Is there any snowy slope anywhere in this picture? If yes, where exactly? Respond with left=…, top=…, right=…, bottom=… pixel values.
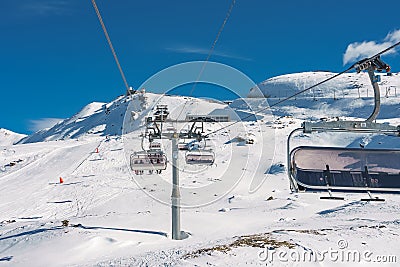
left=1, top=74, right=400, bottom=266
left=0, top=129, right=26, bottom=146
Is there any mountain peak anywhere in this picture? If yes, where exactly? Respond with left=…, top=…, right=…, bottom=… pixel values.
left=0, top=128, right=26, bottom=146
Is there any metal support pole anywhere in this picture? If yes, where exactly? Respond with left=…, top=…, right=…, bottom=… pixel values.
left=366, top=67, right=381, bottom=122
left=171, top=132, right=181, bottom=240
left=287, top=128, right=302, bottom=193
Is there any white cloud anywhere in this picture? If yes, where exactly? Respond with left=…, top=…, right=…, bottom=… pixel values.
left=166, top=46, right=252, bottom=61
left=384, top=30, right=400, bottom=43
left=22, top=1, right=69, bottom=16
left=343, top=29, right=400, bottom=65
left=28, top=118, right=64, bottom=132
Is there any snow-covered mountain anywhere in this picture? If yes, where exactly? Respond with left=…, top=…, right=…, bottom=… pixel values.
left=18, top=96, right=127, bottom=144
left=18, top=93, right=237, bottom=144
left=0, top=128, right=26, bottom=146
left=249, top=71, right=400, bottom=99
left=246, top=71, right=400, bottom=122
left=1, top=72, right=400, bottom=266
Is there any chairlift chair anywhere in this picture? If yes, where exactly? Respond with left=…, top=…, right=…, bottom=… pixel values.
left=130, top=150, right=167, bottom=175
left=185, top=150, right=215, bottom=165
left=178, top=142, right=189, bottom=150
left=287, top=56, right=400, bottom=200
left=290, top=146, right=400, bottom=192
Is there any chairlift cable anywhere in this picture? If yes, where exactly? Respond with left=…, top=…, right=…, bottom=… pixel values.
left=205, top=40, right=400, bottom=137
left=176, top=0, right=236, bottom=121
left=91, top=0, right=131, bottom=94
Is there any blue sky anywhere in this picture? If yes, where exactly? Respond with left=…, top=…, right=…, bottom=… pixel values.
left=1, top=0, right=400, bottom=134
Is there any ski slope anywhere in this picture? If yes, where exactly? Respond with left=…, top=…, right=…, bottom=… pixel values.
left=1, top=72, right=400, bottom=266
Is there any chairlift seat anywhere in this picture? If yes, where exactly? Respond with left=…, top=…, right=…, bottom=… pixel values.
left=178, top=142, right=189, bottom=150
left=290, top=146, right=400, bottom=192
left=185, top=150, right=215, bottom=165
left=130, top=151, right=167, bottom=171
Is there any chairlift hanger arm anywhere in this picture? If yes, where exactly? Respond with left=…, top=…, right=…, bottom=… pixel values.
left=146, top=120, right=162, bottom=141
left=187, top=121, right=205, bottom=140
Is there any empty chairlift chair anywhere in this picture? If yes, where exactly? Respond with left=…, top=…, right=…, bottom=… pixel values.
left=185, top=150, right=215, bottom=165
left=290, top=146, right=400, bottom=192
left=287, top=56, right=400, bottom=200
